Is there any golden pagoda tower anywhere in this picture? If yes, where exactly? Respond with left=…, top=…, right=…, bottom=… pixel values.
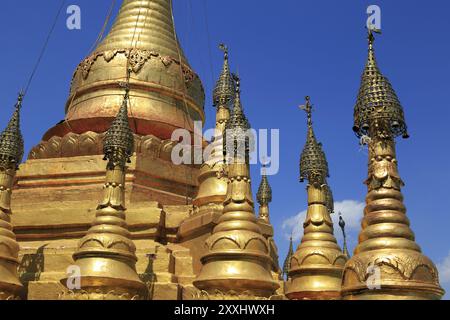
left=192, top=44, right=234, bottom=213
left=193, top=76, right=279, bottom=299
left=178, top=44, right=235, bottom=275
left=0, top=94, right=24, bottom=300
left=61, top=84, right=147, bottom=300
left=341, top=31, right=444, bottom=300
left=286, top=97, right=347, bottom=300
left=256, top=167, right=281, bottom=275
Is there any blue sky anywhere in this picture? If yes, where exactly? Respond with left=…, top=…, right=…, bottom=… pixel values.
left=0, top=0, right=449, bottom=298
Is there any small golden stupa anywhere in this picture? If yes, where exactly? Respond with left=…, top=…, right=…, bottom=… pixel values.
left=193, top=76, right=279, bottom=299
left=0, top=94, right=24, bottom=300
left=341, top=31, right=444, bottom=300
left=285, top=97, right=347, bottom=300
left=60, top=83, right=147, bottom=300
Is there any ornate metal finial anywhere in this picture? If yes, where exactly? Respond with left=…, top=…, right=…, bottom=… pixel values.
left=0, top=92, right=25, bottom=170
left=353, top=30, right=409, bottom=140
left=257, top=164, right=272, bottom=206
left=338, top=212, right=350, bottom=258
left=300, top=96, right=313, bottom=127
left=227, top=73, right=250, bottom=130
left=223, top=74, right=251, bottom=161
left=299, top=96, right=329, bottom=185
left=103, top=83, right=134, bottom=168
left=324, top=183, right=334, bottom=214
left=213, top=44, right=235, bottom=108
left=283, top=236, right=294, bottom=280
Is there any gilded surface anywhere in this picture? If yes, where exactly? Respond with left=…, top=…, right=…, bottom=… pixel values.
left=61, top=0, right=205, bottom=143
left=0, top=95, right=24, bottom=300
left=341, top=32, right=444, bottom=300
left=193, top=79, right=278, bottom=299
left=286, top=99, right=346, bottom=300
left=60, top=88, right=147, bottom=300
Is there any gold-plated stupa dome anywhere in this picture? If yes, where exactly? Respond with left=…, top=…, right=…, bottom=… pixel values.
left=341, top=31, right=444, bottom=300
left=353, top=32, right=409, bottom=140
left=45, top=0, right=205, bottom=142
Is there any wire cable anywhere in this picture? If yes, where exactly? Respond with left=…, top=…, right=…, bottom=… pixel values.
left=23, top=0, right=67, bottom=98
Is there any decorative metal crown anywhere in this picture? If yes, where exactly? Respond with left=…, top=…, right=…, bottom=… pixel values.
left=213, top=44, right=235, bottom=108
left=283, top=236, right=294, bottom=279
left=256, top=167, right=272, bottom=206
left=353, top=31, right=409, bottom=140
left=0, top=92, right=24, bottom=170
left=324, top=182, right=334, bottom=214
left=223, top=74, right=251, bottom=161
left=299, top=97, right=329, bottom=185
left=103, top=85, right=134, bottom=168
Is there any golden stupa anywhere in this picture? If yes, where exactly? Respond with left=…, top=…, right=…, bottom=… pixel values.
left=341, top=31, right=444, bottom=300
left=0, top=0, right=444, bottom=300
left=285, top=97, right=347, bottom=300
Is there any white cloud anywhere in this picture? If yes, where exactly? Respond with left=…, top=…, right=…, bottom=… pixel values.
left=281, top=200, right=365, bottom=242
left=438, top=252, right=450, bottom=284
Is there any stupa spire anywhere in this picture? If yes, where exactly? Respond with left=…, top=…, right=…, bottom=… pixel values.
left=193, top=77, right=278, bottom=299
left=342, top=31, right=444, bottom=300
left=283, top=236, right=294, bottom=280
left=95, top=0, right=188, bottom=64
left=61, top=84, right=147, bottom=300
left=213, top=44, right=235, bottom=109
left=0, top=93, right=25, bottom=300
left=256, top=165, right=272, bottom=223
left=286, top=97, right=347, bottom=300
left=338, top=213, right=350, bottom=258
left=193, top=44, right=234, bottom=209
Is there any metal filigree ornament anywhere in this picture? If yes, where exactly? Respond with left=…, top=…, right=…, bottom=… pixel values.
left=353, top=31, right=409, bottom=140
left=0, top=93, right=24, bottom=170
left=324, top=182, right=334, bottom=214
left=256, top=167, right=272, bottom=207
left=103, top=84, right=134, bottom=169
left=213, top=44, right=236, bottom=108
left=283, top=236, right=294, bottom=280
left=223, top=74, right=251, bottom=163
left=299, top=97, right=329, bottom=186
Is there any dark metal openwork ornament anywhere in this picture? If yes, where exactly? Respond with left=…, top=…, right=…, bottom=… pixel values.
left=299, top=97, right=329, bottom=186
left=223, top=74, right=251, bottom=163
left=213, top=44, right=236, bottom=108
left=0, top=93, right=24, bottom=170
left=257, top=166, right=272, bottom=206
left=103, top=84, right=134, bottom=169
left=353, top=31, right=409, bottom=140
left=324, top=182, right=334, bottom=214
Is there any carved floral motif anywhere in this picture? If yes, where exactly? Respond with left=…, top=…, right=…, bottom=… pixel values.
left=344, top=252, right=440, bottom=285
left=28, top=132, right=177, bottom=161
